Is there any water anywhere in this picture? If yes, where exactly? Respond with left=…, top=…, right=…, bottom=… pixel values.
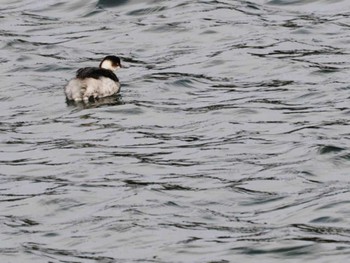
left=1, top=0, right=350, bottom=262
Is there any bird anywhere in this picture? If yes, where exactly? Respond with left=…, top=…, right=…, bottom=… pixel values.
left=64, top=55, right=122, bottom=102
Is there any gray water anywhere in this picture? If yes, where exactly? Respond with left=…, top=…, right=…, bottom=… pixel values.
left=1, top=0, right=350, bottom=262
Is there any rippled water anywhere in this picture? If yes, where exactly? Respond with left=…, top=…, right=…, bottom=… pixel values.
left=1, top=0, right=350, bottom=262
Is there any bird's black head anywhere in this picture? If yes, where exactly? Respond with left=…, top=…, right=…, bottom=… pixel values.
left=99, top=55, right=122, bottom=71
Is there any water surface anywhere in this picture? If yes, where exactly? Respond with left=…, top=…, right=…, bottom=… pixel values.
left=1, top=0, right=350, bottom=262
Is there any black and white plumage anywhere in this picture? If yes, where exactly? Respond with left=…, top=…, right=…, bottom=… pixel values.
left=64, top=55, right=122, bottom=102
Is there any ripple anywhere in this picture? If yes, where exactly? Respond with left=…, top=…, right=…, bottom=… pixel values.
left=268, top=0, right=319, bottom=5
left=318, top=145, right=345, bottom=154
left=97, top=0, right=129, bottom=8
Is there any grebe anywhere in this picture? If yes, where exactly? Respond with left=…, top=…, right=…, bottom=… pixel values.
left=64, top=55, right=122, bottom=102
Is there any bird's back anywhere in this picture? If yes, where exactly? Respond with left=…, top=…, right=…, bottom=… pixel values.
left=76, top=67, right=119, bottom=82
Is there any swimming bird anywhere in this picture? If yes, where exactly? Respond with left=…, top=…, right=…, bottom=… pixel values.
left=64, top=55, right=122, bottom=102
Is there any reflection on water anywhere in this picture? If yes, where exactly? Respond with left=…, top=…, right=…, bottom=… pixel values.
left=66, top=94, right=124, bottom=109
left=1, top=0, right=350, bottom=262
